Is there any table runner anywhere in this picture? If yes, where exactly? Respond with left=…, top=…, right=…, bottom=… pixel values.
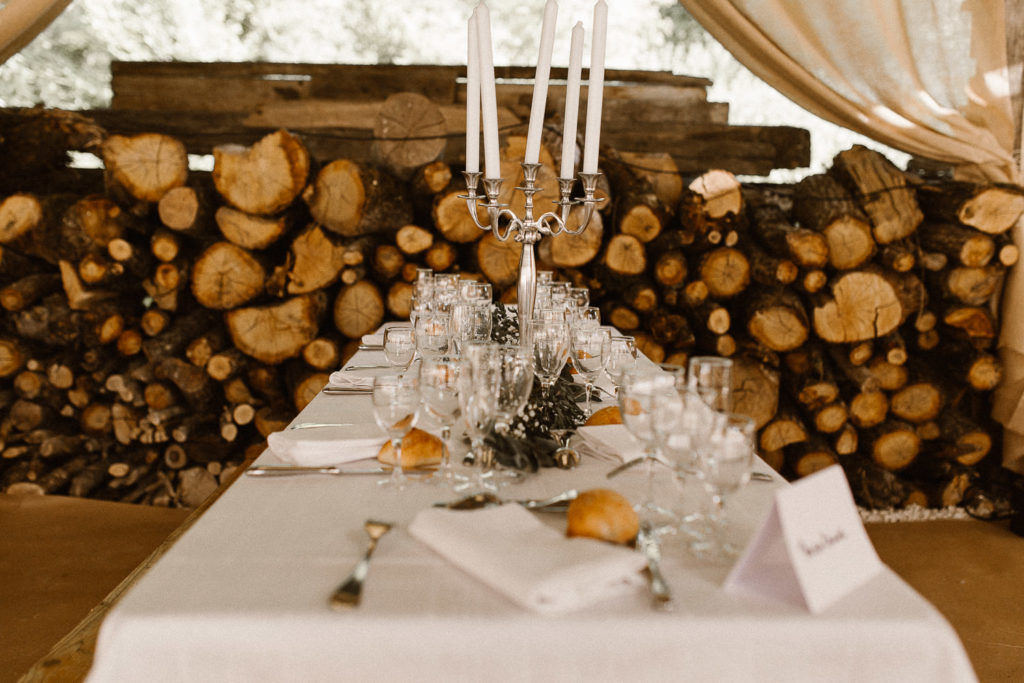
left=86, top=346, right=976, bottom=682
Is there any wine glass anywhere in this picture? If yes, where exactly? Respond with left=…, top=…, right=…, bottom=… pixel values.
left=419, top=354, right=464, bottom=487
left=688, top=356, right=733, bottom=412
left=414, top=310, right=451, bottom=358
left=605, top=335, right=638, bottom=395
left=372, top=374, right=420, bottom=491
left=570, top=326, right=610, bottom=416
left=617, top=368, right=684, bottom=532
left=383, top=325, right=415, bottom=370
left=493, top=345, right=533, bottom=433
left=531, top=317, right=570, bottom=397
left=692, top=412, right=756, bottom=561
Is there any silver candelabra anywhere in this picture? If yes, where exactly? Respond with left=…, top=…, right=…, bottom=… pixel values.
left=461, top=163, right=603, bottom=342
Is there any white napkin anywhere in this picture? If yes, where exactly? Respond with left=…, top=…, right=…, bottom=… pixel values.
left=326, top=366, right=395, bottom=390
left=361, top=334, right=383, bottom=346
left=409, top=505, right=646, bottom=615
left=576, top=424, right=644, bottom=463
left=266, top=423, right=385, bottom=467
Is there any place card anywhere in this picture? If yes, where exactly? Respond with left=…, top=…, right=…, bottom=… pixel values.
left=724, top=464, right=884, bottom=613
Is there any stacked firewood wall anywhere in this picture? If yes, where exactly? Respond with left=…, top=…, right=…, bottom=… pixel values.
left=0, top=109, right=1021, bottom=514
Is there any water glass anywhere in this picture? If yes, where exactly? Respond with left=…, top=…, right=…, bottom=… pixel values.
left=570, top=326, right=610, bottom=416
left=372, top=374, right=420, bottom=490
left=415, top=310, right=451, bottom=358
left=383, top=325, right=415, bottom=370
left=617, top=368, right=684, bottom=531
left=531, top=317, right=570, bottom=396
left=688, top=356, right=733, bottom=412
left=693, top=412, right=756, bottom=560
left=419, top=354, right=463, bottom=486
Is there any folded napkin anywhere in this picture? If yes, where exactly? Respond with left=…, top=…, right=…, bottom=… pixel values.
left=361, top=333, right=383, bottom=346
left=266, top=423, right=385, bottom=467
left=576, top=424, right=644, bottom=463
left=326, top=365, right=396, bottom=390
left=409, top=505, right=646, bottom=615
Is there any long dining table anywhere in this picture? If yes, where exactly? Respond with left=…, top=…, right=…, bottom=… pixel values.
left=85, top=344, right=977, bottom=682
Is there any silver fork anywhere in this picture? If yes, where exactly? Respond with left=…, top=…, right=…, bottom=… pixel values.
left=330, top=519, right=394, bottom=609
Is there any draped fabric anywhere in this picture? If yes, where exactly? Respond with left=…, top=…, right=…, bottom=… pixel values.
left=0, top=0, right=73, bottom=65
left=679, top=0, right=1024, bottom=473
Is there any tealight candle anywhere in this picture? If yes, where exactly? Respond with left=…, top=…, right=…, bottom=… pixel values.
left=582, top=0, right=607, bottom=174
left=525, top=0, right=558, bottom=166
left=560, top=21, right=584, bottom=179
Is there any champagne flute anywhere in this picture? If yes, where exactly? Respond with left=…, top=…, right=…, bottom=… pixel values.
left=531, top=317, right=570, bottom=397
left=570, top=326, right=610, bottom=416
left=372, top=374, right=420, bottom=490
left=458, top=341, right=501, bottom=489
left=419, top=354, right=464, bottom=487
left=382, top=325, right=415, bottom=370
left=493, top=345, right=533, bottom=433
left=692, top=412, right=756, bottom=561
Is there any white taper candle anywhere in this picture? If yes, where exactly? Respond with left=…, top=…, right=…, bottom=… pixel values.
left=476, top=3, right=500, bottom=179
left=525, top=0, right=558, bottom=165
left=582, top=0, right=607, bottom=174
left=560, top=21, right=584, bottom=179
left=466, top=10, right=481, bottom=174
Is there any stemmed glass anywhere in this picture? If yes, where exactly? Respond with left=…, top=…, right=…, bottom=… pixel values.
left=414, top=310, right=451, bottom=358
left=418, top=354, right=464, bottom=487
left=382, top=325, right=415, bottom=370
left=531, top=317, right=570, bottom=397
left=692, top=412, right=756, bottom=561
left=605, top=335, right=638, bottom=396
left=371, top=374, right=420, bottom=491
left=688, top=356, right=733, bottom=412
left=451, top=301, right=492, bottom=354
left=458, top=341, right=501, bottom=489
left=617, top=368, right=684, bottom=531
left=493, top=345, right=533, bottom=433
left=576, top=306, right=601, bottom=330
left=570, top=326, right=610, bottom=416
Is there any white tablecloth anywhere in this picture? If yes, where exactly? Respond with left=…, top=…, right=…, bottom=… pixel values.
left=86, top=347, right=976, bottom=683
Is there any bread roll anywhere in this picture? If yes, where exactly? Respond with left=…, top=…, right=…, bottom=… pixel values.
left=377, top=428, right=443, bottom=468
left=566, top=488, right=638, bottom=544
left=584, top=405, right=622, bottom=426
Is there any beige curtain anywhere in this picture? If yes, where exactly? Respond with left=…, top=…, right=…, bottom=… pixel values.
left=679, top=0, right=1024, bottom=472
left=0, top=0, right=73, bottom=65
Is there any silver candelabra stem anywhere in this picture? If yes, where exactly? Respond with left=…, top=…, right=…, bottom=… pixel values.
left=460, top=163, right=603, bottom=343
